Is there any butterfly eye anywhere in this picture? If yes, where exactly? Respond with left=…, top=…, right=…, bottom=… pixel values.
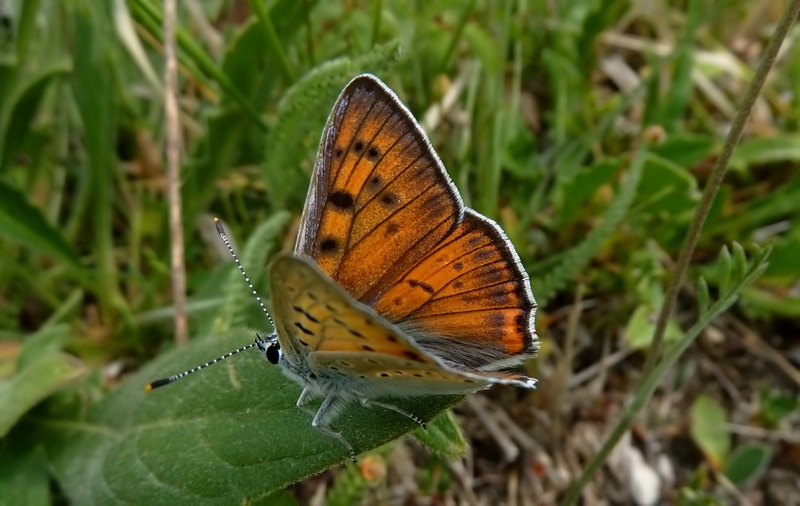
left=265, top=342, right=282, bottom=365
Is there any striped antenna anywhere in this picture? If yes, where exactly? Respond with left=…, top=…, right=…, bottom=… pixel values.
left=146, top=218, right=277, bottom=391
left=146, top=336, right=267, bottom=390
left=214, top=217, right=275, bottom=330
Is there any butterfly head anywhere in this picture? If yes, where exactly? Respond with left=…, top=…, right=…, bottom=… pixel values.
left=256, top=332, right=282, bottom=365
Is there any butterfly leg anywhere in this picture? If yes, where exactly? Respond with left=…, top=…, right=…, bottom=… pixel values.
left=313, top=395, right=356, bottom=462
left=362, top=399, right=427, bottom=430
left=295, top=388, right=317, bottom=417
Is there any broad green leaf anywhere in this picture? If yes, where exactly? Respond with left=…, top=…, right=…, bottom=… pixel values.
left=41, top=335, right=461, bottom=504
left=689, top=394, right=729, bottom=471
left=412, top=410, right=467, bottom=457
left=724, top=443, right=772, bottom=488
left=633, top=153, right=699, bottom=218
left=650, top=133, right=715, bottom=169
left=0, top=440, right=50, bottom=506
left=17, top=324, right=70, bottom=369
left=729, top=134, right=800, bottom=173
left=0, top=352, right=86, bottom=437
left=0, top=180, right=83, bottom=270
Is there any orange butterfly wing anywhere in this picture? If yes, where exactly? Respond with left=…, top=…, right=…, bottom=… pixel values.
left=296, top=75, right=538, bottom=370
left=296, top=76, right=461, bottom=299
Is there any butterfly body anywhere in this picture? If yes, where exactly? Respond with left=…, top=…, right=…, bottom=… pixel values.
left=262, top=74, right=539, bottom=460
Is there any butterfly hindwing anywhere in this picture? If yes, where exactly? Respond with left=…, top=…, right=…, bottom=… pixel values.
left=370, top=210, right=538, bottom=370
left=270, top=254, right=535, bottom=395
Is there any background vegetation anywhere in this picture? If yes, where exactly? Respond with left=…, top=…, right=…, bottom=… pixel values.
left=1, top=0, right=798, bottom=504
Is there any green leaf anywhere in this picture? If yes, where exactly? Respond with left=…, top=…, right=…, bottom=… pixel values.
left=556, top=160, right=617, bottom=228
left=724, top=443, right=772, bottom=488
left=717, top=246, right=732, bottom=295
left=757, top=389, right=800, bottom=429
left=42, top=335, right=460, bottom=504
left=0, top=351, right=86, bottom=437
left=17, top=325, right=70, bottom=369
left=762, top=230, right=800, bottom=280
left=463, top=22, right=500, bottom=73
left=696, top=277, right=710, bottom=317
left=0, top=441, right=50, bottom=506
left=729, top=134, right=800, bottom=173
left=412, top=410, right=467, bottom=457
left=740, top=287, right=800, bottom=319
left=633, top=153, right=699, bottom=218
left=623, top=304, right=682, bottom=349
left=70, top=0, right=122, bottom=308
left=689, top=394, right=730, bottom=470
left=0, top=180, right=83, bottom=270
left=0, top=65, right=69, bottom=169
left=732, top=242, right=747, bottom=286
left=649, top=133, right=715, bottom=169
left=661, top=0, right=701, bottom=132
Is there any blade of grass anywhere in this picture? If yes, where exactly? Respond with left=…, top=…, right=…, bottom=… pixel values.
left=248, top=0, right=295, bottom=84
left=370, top=0, right=382, bottom=47
left=71, top=0, right=123, bottom=315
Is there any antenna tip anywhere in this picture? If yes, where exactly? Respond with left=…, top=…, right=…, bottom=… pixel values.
left=214, top=218, right=225, bottom=235
left=145, top=378, right=174, bottom=390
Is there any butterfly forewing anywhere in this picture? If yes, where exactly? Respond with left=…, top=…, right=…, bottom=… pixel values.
left=293, top=74, right=537, bottom=373
left=296, top=76, right=462, bottom=300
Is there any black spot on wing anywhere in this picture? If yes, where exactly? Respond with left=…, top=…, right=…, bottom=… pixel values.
left=330, top=191, right=355, bottom=209
left=320, top=237, right=338, bottom=253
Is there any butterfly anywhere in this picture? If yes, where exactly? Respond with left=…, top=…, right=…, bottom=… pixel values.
left=149, top=74, right=539, bottom=462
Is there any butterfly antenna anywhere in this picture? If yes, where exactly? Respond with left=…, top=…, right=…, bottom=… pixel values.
left=214, top=217, right=276, bottom=330
left=145, top=336, right=267, bottom=390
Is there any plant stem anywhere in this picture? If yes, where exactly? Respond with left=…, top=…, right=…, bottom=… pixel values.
left=164, top=0, right=187, bottom=345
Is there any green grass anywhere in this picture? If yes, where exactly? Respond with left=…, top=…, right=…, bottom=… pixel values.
left=1, top=0, right=799, bottom=504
